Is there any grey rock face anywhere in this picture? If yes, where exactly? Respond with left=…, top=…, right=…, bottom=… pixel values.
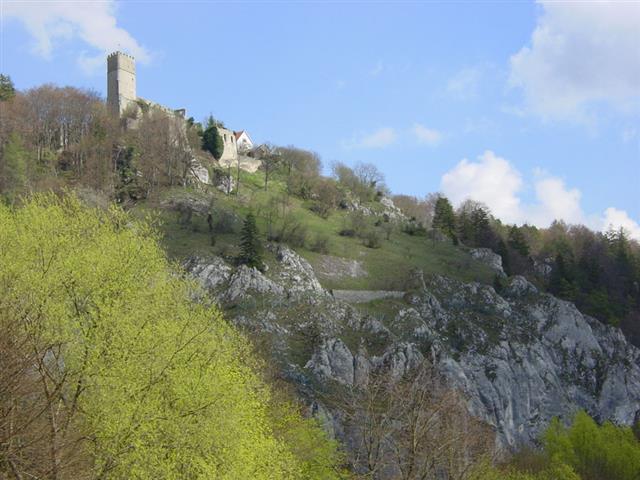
left=306, top=338, right=355, bottom=385
left=470, top=248, right=506, bottom=277
left=226, top=265, right=284, bottom=302
left=417, top=275, right=640, bottom=447
left=186, top=250, right=640, bottom=449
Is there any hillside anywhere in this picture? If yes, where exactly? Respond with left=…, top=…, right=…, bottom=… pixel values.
left=2, top=80, right=640, bottom=479
left=132, top=173, right=497, bottom=291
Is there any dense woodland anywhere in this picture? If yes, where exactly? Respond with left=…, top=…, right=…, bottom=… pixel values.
left=1, top=78, right=640, bottom=479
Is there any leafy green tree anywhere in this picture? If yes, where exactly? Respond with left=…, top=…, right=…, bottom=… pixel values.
left=0, top=74, right=15, bottom=101
left=202, top=115, right=224, bottom=160
left=543, top=410, right=640, bottom=480
left=509, top=225, right=530, bottom=257
left=238, top=212, right=264, bottom=270
left=0, top=195, right=341, bottom=479
left=432, top=196, right=456, bottom=240
left=0, top=133, right=29, bottom=201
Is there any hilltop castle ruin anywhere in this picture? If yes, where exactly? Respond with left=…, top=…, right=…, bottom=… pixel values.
left=106, top=51, right=260, bottom=177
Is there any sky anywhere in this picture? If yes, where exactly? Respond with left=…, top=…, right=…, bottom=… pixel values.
left=1, top=1, right=639, bottom=238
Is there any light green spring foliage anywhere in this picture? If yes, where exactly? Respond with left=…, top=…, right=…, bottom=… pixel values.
left=544, top=411, right=640, bottom=480
left=0, top=194, right=343, bottom=479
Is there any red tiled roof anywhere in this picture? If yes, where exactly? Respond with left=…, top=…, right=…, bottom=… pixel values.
left=234, top=130, right=245, bottom=140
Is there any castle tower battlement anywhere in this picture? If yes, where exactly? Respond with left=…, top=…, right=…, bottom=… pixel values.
left=107, top=51, right=136, bottom=115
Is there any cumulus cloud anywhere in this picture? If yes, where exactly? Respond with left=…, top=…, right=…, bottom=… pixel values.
left=602, top=208, right=640, bottom=241
left=412, top=124, right=443, bottom=146
left=509, top=1, right=640, bottom=120
left=342, top=127, right=397, bottom=149
left=441, top=151, right=524, bottom=223
left=447, top=67, right=481, bottom=100
left=3, top=1, right=150, bottom=73
left=440, top=150, right=639, bottom=237
left=527, top=173, right=585, bottom=226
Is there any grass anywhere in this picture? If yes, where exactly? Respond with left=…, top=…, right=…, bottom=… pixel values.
left=130, top=169, right=496, bottom=290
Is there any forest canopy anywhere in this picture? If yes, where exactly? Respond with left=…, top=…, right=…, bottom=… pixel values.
left=0, top=194, right=342, bottom=480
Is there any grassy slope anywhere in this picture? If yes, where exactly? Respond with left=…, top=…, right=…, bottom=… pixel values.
left=131, top=169, right=495, bottom=291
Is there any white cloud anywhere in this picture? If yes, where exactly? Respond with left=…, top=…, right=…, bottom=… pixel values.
left=602, top=208, right=640, bottom=241
left=342, top=127, right=397, bottom=149
left=3, top=1, right=150, bottom=73
left=440, top=151, right=639, bottom=237
left=509, top=1, right=640, bottom=121
left=447, top=68, right=481, bottom=100
left=528, top=175, right=584, bottom=226
left=412, top=124, right=443, bottom=146
left=441, top=151, right=524, bottom=223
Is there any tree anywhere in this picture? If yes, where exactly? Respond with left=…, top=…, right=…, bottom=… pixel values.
left=238, top=212, right=264, bottom=271
left=333, top=361, right=495, bottom=479
left=261, top=143, right=280, bottom=191
left=279, top=146, right=322, bottom=199
left=543, top=411, right=640, bottom=480
left=432, top=196, right=456, bottom=240
left=0, top=133, right=29, bottom=201
left=202, top=116, right=224, bottom=160
left=509, top=225, right=530, bottom=257
left=0, top=195, right=341, bottom=479
left=0, top=74, right=15, bottom=101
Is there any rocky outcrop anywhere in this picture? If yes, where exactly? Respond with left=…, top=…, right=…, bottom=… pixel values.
left=470, top=247, right=506, bottom=277
left=185, top=247, right=640, bottom=449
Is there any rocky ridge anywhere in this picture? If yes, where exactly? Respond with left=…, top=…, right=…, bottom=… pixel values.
left=186, top=246, right=640, bottom=448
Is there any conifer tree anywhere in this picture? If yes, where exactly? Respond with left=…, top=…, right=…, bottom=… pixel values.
left=432, top=196, right=456, bottom=241
left=202, top=116, right=224, bottom=160
left=238, top=213, right=264, bottom=270
left=0, top=74, right=15, bottom=101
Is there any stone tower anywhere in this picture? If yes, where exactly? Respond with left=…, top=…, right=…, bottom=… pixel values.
left=107, top=52, right=136, bottom=115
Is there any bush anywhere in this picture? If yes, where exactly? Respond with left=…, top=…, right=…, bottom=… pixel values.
left=363, top=229, right=382, bottom=249
left=338, top=228, right=356, bottom=237
left=403, top=221, right=427, bottom=236
left=343, top=210, right=368, bottom=238
left=270, top=213, right=308, bottom=248
left=311, top=234, right=331, bottom=254
left=214, top=210, right=237, bottom=233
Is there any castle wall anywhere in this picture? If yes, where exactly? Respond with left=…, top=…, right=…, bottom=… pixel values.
left=107, top=52, right=136, bottom=115
left=218, top=126, right=239, bottom=165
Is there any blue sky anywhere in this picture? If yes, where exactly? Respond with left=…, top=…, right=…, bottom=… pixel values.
left=2, top=1, right=639, bottom=237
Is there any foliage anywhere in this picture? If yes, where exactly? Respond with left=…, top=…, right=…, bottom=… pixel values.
left=333, top=161, right=385, bottom=203
left=432, top=195, right=456, bottom=240
left=202, top=115, right=224, bottom=160
left=238, top=212, right=264, bottom=270
left=0, top=195, right=342, bottom=479
left=509, top=225, right=531, bottom=256
left=311, top=234, right=331, bottom=254
left=543, top=411, right=640, bottom=480
left=0, top=74, right=15, bottom=100
left=0, top=133, right=29, bottom=201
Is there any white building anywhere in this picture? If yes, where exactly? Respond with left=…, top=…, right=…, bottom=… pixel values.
left=234, top=130, right=254, bottom=153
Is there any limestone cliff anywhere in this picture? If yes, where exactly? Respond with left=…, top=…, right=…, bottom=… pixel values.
left=186, top=247, right=640, bottom=448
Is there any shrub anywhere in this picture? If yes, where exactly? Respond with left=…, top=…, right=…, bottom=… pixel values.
left=363, top=229, right=382, bottom=249
left=214, top=209, right=237, bottom=233
left=311, top=234, right=331, bottom=254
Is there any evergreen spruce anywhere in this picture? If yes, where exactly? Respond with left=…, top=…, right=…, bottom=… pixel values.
left=432, top=196, right=456, bottom=240
left=0, top=74, right=15, bottom=101
left=238, top=213, right=263, bottom=270
left=202, top=116, right=224, bottom=160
